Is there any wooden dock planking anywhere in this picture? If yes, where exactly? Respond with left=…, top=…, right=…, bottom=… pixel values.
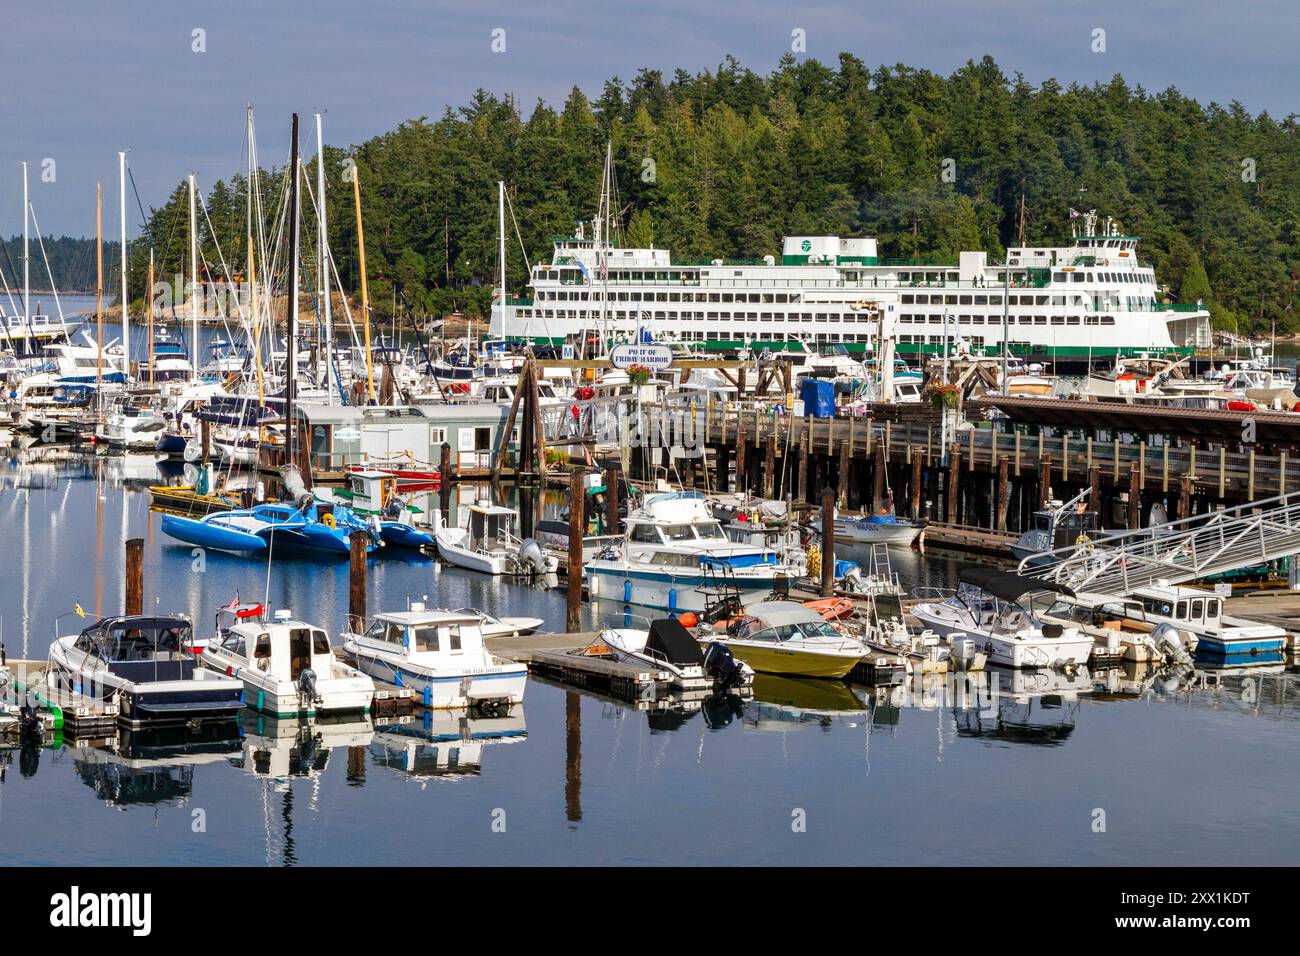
left=486, top=631, right=669, bottom=700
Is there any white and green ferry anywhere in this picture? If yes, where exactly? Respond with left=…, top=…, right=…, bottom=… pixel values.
left=490, top=210, right=1209, bottom=364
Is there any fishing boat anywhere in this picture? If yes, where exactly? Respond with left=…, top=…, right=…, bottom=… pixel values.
left=435, top=503, right=556, bottom=575
left=341, top=605, right=527, bottom=708
left=702, top=601, right=868, bottom=679
left=160, top=499, right=379, bottom=557
left=584, top=491, right=794, bottom=613
left=810, top=509, right=922, bottom=546
left=47, top=614, right=245, bottom=725
left=200, top=603, right=374, bottom=717
left=1127, top=584, right=1287, bottom=662
left=910, top=568, right=1093, bottom=669
left=1009, top=487, right=1103, bottom=564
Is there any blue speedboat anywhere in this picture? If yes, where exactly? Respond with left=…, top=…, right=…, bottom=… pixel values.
left=162, top=500, right=379, bottom=557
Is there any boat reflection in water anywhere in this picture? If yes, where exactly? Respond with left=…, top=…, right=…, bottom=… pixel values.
left=951, top=666, right=1091, bottom=745
left=738, top=674, right=868, bottom=732
left=231, top=712, right=375, bottom=780
left=67, top=721, right=242, bottom=807
left=368, top=705, right=527, bottom=782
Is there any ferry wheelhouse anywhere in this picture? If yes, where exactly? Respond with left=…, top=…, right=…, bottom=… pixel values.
left=490, top=211, right=1209, bottom=363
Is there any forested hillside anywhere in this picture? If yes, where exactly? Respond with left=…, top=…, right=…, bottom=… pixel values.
left=0, top=236, right=119, bottom=294
left=128, top=54, right=1300, bottom=332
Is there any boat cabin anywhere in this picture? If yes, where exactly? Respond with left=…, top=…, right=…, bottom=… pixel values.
left=465, top=504, right=516, bottom=549
left=72, top=615, right=198, bottom=683
left=1130, top=585, right=1223, bottom=631
left=358, top=608, right=488, bottom=660
left=219, top=609, right=335, bottom=684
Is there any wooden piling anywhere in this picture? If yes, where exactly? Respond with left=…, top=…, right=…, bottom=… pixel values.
left=873, top=444, right=887, bottom=514
left=836, top=441, right=850, bottom=508
left=1039, top=454, right=1052, bottom=509
left=798, top=436, right=809, bottom=503
left=996, top=459, right=1010, bottom=531
left=348, top=531, right=368, bottom=630
left=820, top=488, right=835, bottom=598
left=439, top=442, right=452, bottom=529
left=567, top=469, right=584, bottom=633
left=911, top=451, right=924, bottom=520
left=1089, top=465, right=1101, bottom=517
left=764, top=434, right=776, bottom=499
left=604, top=464, right=621, bottom=535
left=735, top=427, right=748, bottom=493
left=124, top=538, right=144, bottom=615
left=1128, top=465, right=1141, bottom=529
left=947, top=446, right=961, bottom=523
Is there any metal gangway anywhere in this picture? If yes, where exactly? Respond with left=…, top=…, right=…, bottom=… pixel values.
left=1019, top=490, right=1300, bottom=596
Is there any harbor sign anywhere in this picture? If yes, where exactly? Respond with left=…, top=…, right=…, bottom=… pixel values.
left=610, top=343, right=674, bottom=370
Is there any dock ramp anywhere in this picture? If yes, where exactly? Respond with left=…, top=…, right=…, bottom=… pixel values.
left=1021, top=490, right=1300, bottom=595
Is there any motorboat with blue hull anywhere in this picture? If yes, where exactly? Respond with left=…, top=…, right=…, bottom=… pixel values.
left=342, top=605, right=527, bottom=709
left=1127, top=584, right=1287, bottom=663
left=584, top=491, right=796, bottom=613
left=47, top=615, right=245, bottom=725
left=161, top=500, right=380, bottom=557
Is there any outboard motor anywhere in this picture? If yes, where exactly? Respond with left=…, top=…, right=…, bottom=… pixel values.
left=1152, top=622, right=1193, bottom=666
left=281, top=463, right=309, bottom=501
left=515, top=538, right=548, bottom=576
left=297, top=668, right=319, bottom=704
left=703, top=641, right=745, bottom=689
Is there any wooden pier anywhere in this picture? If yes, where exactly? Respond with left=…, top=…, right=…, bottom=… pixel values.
left=625, top=399, right=1300, bottom=541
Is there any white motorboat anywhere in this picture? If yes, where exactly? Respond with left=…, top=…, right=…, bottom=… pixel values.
left=342, top=605, right=527, bottom=708
left=453, top=608, right=545, bottom=639
left=910, top=568, right=1093, bottom=669
left=598, top=617, right=755, bottom=691
left=702, top=601, right=869, bottom=679
left=47, top=614, right=245, bottom=725
left=810, top=509, right=921, bottom=546
left=200, top=603, right=375, bottom=717
left=584, top=491, right=797, bottom=613
left=435, top=503, right=557, bottom=576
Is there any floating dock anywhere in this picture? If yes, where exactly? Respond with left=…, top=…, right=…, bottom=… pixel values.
left=6, top=660, right=119, bottom=735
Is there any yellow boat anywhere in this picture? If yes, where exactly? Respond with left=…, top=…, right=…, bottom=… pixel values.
left=710, top=602, right=868, bottom=679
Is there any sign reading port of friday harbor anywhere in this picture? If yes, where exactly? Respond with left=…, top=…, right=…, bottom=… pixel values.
left=609, top=343, right=674, bottom=371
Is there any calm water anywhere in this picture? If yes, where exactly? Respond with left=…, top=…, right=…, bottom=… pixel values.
left=2, top=377, right=1299, bottom=866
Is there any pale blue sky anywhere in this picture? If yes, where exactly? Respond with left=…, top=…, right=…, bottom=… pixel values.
left=2, top=0, right=1296, bottom=238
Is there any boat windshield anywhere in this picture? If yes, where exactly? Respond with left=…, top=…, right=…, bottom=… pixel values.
left=86, top=620, right=193, bottom=660
left=661, top=523, right=726, bottom=542
left=742, top=618, right=844, bottom=643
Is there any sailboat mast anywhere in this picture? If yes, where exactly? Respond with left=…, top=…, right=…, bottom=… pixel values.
left=119, top=151, right=129, bottom=377
left=96, top=183, right=103, bottom=388
left=498, top=179, right=506, bottom=336
left=147, top=250, right=155, bottom=386
left=188, top=173, right=199, bottom=383
left=21, top=162, right=29, bottom=324
left=352, top=162, right=375, bottom=402
left=315, top=112, right=332, bottom=404
left=287, top=113, right=301, bottom=462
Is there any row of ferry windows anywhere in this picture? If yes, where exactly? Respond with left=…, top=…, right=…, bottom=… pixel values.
left=514, top=309, right=874, bottom=322
left=536, top=289, right=803, bottom=303
left=903, top=292, right=1090, bottom=306
left=898, top=313, right=1116, bottom=326
left=669, top=331, right=873, bottom=343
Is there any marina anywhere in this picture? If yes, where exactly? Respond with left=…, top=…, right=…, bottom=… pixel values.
left=1, top=0, right=1298, bottom=896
